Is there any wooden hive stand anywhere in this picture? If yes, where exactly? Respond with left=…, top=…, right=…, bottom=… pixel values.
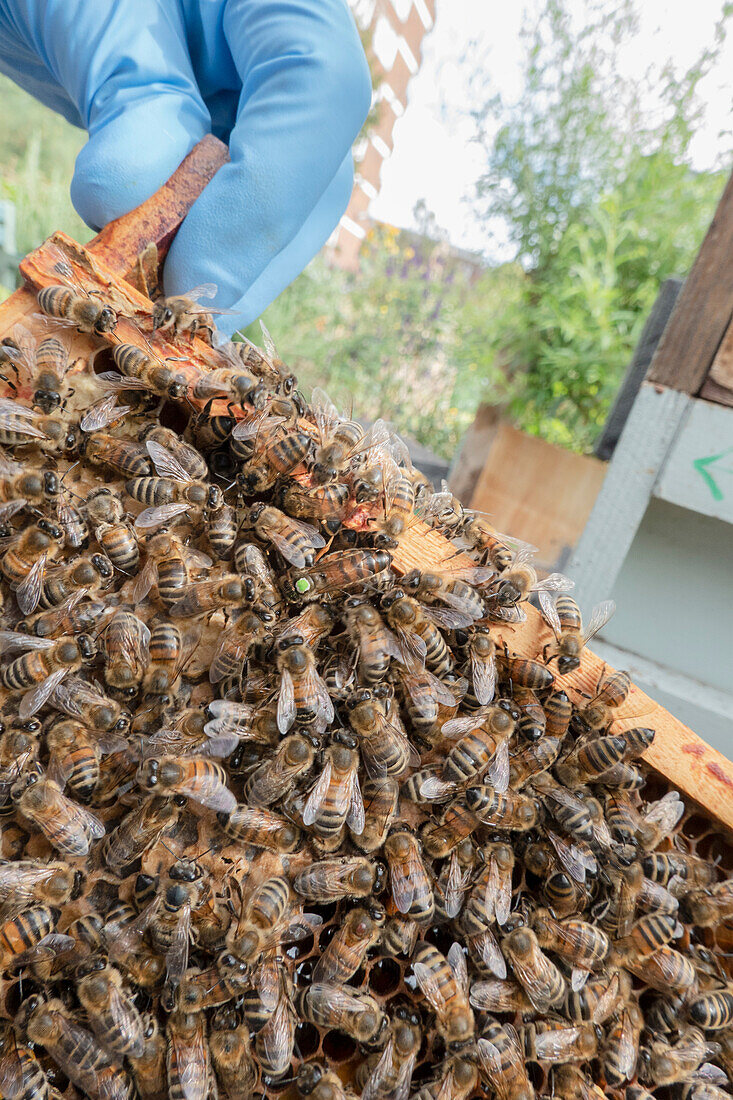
left=2, top=137, right=732, bottom=837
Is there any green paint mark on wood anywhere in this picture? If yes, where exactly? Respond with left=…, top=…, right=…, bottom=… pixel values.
left=693, top=447, right=733, bottom=501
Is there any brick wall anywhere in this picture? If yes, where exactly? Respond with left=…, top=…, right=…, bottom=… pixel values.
left=329, top=0, right=436, bottom=270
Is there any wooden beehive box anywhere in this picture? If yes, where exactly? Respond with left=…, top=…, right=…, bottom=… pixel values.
left=2, top=137, right=733, bottom=1092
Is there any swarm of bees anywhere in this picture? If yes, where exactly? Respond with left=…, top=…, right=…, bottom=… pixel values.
left=0, top=240, right=730, bottom=1100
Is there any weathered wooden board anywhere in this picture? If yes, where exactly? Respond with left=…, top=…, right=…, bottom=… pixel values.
left=470, top=423, right=606, bottom=568
left=705, top=313, right=733, bottom=406
left=647, top=170, right=733, bottom=397
left=655, top=397, right=733, bottom=522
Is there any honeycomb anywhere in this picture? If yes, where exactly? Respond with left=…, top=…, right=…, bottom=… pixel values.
left=0, top=233, right=730, bottom=1100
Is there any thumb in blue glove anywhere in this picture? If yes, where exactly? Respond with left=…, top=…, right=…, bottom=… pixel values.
left=0, top=0, right=371, bottom=331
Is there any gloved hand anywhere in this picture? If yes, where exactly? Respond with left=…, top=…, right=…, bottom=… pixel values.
left=0, top=0, right=371, bottom=331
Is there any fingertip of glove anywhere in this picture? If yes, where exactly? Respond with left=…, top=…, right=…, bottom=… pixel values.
left=70, top=97, right=209, bottom=230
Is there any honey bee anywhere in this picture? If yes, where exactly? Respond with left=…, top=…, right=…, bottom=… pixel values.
left=247, top=958, right=297, bottom=1077
left=475, top=1021, right=535, bottom=1100
left=644, top=1028, right=722, bottom=1087
left=79, top=431, right=153, bottom=478
left=463, top=786, right=537, bottom=831
left=0, top=859, right=77, bottom=917
left=625, top=944, right=697, bottom=995
left=530, top=773, right=593, bottom=840
left=380, top=588, right=459, bottom=677
left=86, top=489, right=139, bottom=574
left=18, top=591, right=108, bottom=639
left=217, top=803, right=301, bottom=853
left=0, top=455, right=59, bottom=521
left=275, top=635, right=333, bottom=733
left=307, top=387, right=366, bottom=484
left=75, top=956, right=145, bottom=1059
left=136, top=755, right=236, bottom=814
left=48, top=674, right=132, bottom=736
left=203, top=698, right=279, bottom=750
left=383, top=828, right=434, bottom=923
left=298, top=982, right=387, bottom=1046
left=0, top=1021, right=51, bottom=1100
left=293, top=856, right=386, bottom=902
left=45, top=718, right=119, bottom=803
left=0, top=632, right=97, bottom=719
left=1, top=520, right=65, bottom=614
left=575, top=669, right=632, bottom=730
left=564, top=970, right=627, bottom=1025
left=142, top=622, right=199, bottom=698
left=412, top=1056, right=479, bottom=1100
left=687, top=990, right=733, bottom=1031
left=601, top=1003, right=644, bottom=1088
left=459, top=626, right=498, bottom=706
left=543, top=596, right=615, bottom=674
left=412, top=942, right=474, bottom=1050
left=489, top=542, right=572, bottom=616
left=313, top=902, right=386, bottom=983
left=297, top=1062, right=356, bottom=1100
left=111, top=343, right=188, bottom=400
left=682, top=878, right=733, bottom=927
left=421, top=800, right=480, bottom=860
left=642, top=850, right=715, bottom=889
left=233, top=542, right=282, bottom=619
left=234, top=420, right=312, bottom=495
left=22, top=994, right=132, bottom=1100
left=634, top=790, right=685, bottom=850
left=132, top=531, right=212, bottom=608
left=40, top=552, right=114, bottom=609
left=237, top=322, right=298, bottom=393
left=402, top=565, right=491, bottom=622
left=345, top=688, right=419, bottom=779
left=242, top=732, right=315, bottom=807
left=152, top=284, right=220, bottom=341
left=225, top=874, right=321, bottom=965
left=192, top=354, right=267, bottom=412
left=394, top=661, right=461, bottom=743
left=129, top=441, right=223, bottom=529
left=244, top=502, right=325, bottom=569
left=176, top=957, right=250, bottom=1014
left=463, top=842, right=514, bottom=936
left=166, top=574, right=250, bottom=620
left=381, top=916, right=419, bottom=959
left=359, top=1004, right=421, bottom=1100
left=368, top=470, right=416, bottom=547
left=102, top=796, right=180, bottom=874
left=522, top=1020, right=598, bottom=1066
left=11, top=767, right=104, bottom=855
left=542, top=689, right=572, bottom=737
left=282, top=548, right=393, bottom=603
left=531, top=909, right=609, bottom=990
left=37, top=246, right=119, bottom=334
left=439, top=705, right=515, bottom=789
left=0, top=905, right=72, bottom=970
left=128, top=1014, right=167, bottom=1100
left=509, top=737, right=561, bottom=789
left=342, top=599, right=400, bottom=684
left=102, top=610, right=150, bottom=697
left=300, top=737, right=362, bottom=843
left=166, top=1010, right=210, bottom=1100
left=206, top=608, right=271, bottom=686
left=280, top=478, right=350, bottom=534
left=209, top=1008, right=256, bottom=1100
left=502, top=927, right=566, bottom=1013
left=352, top=776, right=399, bottom=852
left=612, top=911, right=681, bottom=961
left=469, top=978, right=533, bottom=1015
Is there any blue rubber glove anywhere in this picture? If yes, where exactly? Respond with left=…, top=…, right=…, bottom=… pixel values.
left=0, top=0, right=371, bottom=331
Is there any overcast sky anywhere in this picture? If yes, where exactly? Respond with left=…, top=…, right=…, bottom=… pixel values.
left=370, top=0, right=733, bottom=256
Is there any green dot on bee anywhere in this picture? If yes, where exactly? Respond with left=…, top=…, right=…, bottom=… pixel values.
left=295, top=578, right=310, bottom=593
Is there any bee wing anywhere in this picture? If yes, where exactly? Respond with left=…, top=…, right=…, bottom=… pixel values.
left=416, top=776, right=456, bottom=802
left=104, top=983, right=145, bottom=1057
left=571, top=968, right=589, bottom=992
left=413, top=961, right=449, bottom=1014
left=591, top=972, right=620, bottom=1024
left=80, top=395, right=132, bottom=432
left=172, top=1019, right=207, bottom=1100
left=447, top=941, right=469, bottom=994
left=303, top=665, right=334, bottom=724
left=310, top=386, right=339, bottom=440
left=389, top=848, right=421, bottom=915
left=0, top=412, right=48, bottom=439
left=546, top=830, right=597, bottom=884
left=0, top=499, right=27, bottom=523
left=129, top=557, right=157, bottom=604
left=642, top=790, right=684, bottom=831
left=134, top=502, right=190, bottom=530
left=346, top=770, right=365, bottom=835
left=259, top=990, right=295, bottom=1075
left=392, top=625, right=427, bottom=670
left=470, top=650, right=496, bottom=706
left=443, top=851, right=470, bottom=919
left=265, top=528, right=310, bottom=569
left=107, top=614, right=150, bottom=669
left=254, top=958, right=281, bottom=1012
left=183, top=283, right=218, bottom=302
left=183, top=547, right=214, bottom=570
left=533, top=1025, right=585, bottom=1061
left=165, top=905, right=192, bottom=987
left=204, top=701, right=258, bottom=739
left=537, top=591, right=562, bottom=637
left=0, top=631, right=55, bottom=655
left=178, top=772, right=236, bottom=814
left=477, top=1026, right=523, bottom=1078
left=441, top=714, right=485, bottom=738
left=16, top=554, right=48, bottom=615
left=361, top=1039, right=396, bottom=1100
left=145, top=440, right=192, bottom=483
left=470, top=979, right=515, bottom=1012
left=260, top=322, right=279, bottom=362
left=19, top=666, right=71, bottom=720
left=303, top=759, right=332, bottom=826
left=473, top=929, right=507, bottom=978
left=582, top=599, right=616, bottom=644
left=0, top=1034, right=34, bottom=1098
left=281, top=912, right=323, bottom=943
left=488, top=851, right=512, bottom=926
left=487, top=739, right=510, bottom=795
left=277, top=667, right=296, bottom=734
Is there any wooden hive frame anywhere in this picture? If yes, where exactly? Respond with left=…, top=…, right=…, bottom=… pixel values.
left=1, top=135, right=732, bottom=841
